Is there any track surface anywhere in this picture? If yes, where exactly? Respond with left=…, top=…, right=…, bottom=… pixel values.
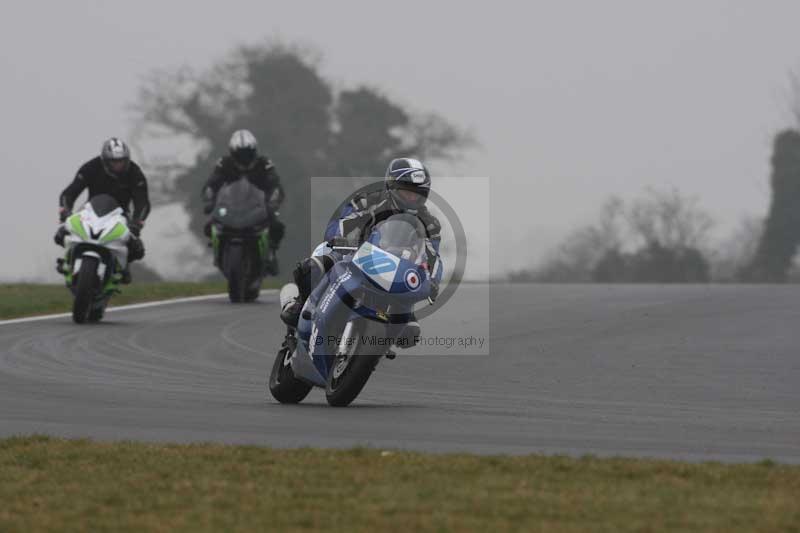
left=1, top=284, right=798, bottom=463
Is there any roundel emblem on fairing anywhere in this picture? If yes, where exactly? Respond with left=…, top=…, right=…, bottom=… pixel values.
left=404, top=269, right=421, bottom=291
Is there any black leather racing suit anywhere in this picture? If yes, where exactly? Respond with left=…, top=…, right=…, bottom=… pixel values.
left=201, top=155, right=285, bottom=249
left=58, top=156, right=149, bottom=261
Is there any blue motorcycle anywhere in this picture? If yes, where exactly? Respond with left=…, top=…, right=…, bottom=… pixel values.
left=269, top=214, right=442, bottom=407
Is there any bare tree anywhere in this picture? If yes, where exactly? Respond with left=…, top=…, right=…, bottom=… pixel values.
left=127, top=41, right=476, bottom=276
left=532, top=196, right=626, bottom=282
left=627, top=186, right=714, bottom=249
left=404, top=113, right=478, bottom=162
left=710, top=216, right=763, bottom=281
left=522, top=187, right=715, bottom=283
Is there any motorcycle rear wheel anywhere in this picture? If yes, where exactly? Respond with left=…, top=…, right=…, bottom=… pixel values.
left=269, top=337, right=312, bottom=404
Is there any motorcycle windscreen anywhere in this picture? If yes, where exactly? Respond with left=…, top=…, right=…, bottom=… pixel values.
left=368, top=215, right=426, bottom=264
left=88, top=194, right=122, bottom=217
left=355, top=214, right=430, bottom=294
left=211, top=178, right=269, bottom=229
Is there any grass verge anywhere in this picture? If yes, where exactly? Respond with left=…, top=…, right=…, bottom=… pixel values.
left=0, top=436, right=798, bottom=532
left=0, top=281, right=281, bottom=320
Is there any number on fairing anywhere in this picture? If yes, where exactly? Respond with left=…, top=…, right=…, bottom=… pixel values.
left=354, top=249, right=396, bottom=275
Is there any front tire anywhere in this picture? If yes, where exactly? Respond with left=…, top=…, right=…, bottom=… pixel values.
left=72, top=256, right=99, bottom=324
left=225, top=244, right=246, bottom=303
left=269, top=339, right=312, bottom=404
left=244, top=283, right=261, bottom=303
left=325, top=321, right=383, bottom=407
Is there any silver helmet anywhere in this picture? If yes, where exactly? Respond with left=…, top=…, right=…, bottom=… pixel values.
left=100, top=137, right=131, bottom=177
left=229, top=129, right=258, bottom=170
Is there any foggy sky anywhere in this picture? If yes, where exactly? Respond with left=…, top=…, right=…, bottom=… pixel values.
left=2, top=0, right=800, bottom=280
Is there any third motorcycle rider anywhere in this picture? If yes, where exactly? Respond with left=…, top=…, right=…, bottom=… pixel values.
left=202, top=129, right=286, bottom=274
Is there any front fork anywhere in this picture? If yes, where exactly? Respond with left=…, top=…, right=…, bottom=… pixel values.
left=211, top=225, right=221, bottom=266
left=257, top=230, right=270, bottom=262
left=57, top=248, right=73, bottom=284
left=59, top=248, right=122, bottom=295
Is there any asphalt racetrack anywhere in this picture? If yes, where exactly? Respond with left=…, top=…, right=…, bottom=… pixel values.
left=1, top=284, right=798, bottom=463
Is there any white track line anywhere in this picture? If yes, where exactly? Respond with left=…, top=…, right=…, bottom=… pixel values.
left=0, top=289, right=279, bottom=327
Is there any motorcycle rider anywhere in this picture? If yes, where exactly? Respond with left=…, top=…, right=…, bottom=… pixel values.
left=55, top=137, right=149, bottom=284
left=280, top=157, right=441, bottom=348
left=202, top=129, right=285, bottom=275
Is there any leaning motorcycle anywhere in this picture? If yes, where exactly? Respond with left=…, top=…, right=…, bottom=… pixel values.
left=57, top=194, right=131, bottom=324
left=269, top=213, right=442, bottom=407
left=209, top=179, right=274, bottom=303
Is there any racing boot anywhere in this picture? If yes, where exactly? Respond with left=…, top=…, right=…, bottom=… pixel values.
left=120, top=237, right=144, bottom=285
left=120, top=267, right=132, bottom=285
left=280, top=300, right=302, bottom=328
left=279, top=283, right=302, bottom=328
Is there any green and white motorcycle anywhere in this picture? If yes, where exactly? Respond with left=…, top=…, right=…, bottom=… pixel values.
left=57, top=194, right=131, bottom=324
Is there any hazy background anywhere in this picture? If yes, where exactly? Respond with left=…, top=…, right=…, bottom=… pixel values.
left=2, top=0, right=800, bottom=281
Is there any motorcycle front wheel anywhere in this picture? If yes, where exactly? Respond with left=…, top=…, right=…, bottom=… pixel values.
left=72, top=256, right=99, bottom=324
left=225, top=244, right=246, bottom=303
left=325, top=320, right=383, bottom=407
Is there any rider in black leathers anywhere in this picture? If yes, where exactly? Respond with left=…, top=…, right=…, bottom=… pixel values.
left=56, top=137, right=149, bottom=283
left=202, top=129, right=285, bottom=274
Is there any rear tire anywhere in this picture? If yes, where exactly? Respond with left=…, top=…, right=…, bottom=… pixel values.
left=269, top=339, right=312, bottom=404
left=325, top=321, right=383, bottom=407
left=72, top=256, right=99, bottom=324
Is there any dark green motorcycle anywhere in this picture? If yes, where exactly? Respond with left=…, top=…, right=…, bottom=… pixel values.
left=210, top=179, right=274, bottom=303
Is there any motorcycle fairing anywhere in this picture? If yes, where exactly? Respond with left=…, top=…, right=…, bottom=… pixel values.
left=293, top=262, right=363, bottom=385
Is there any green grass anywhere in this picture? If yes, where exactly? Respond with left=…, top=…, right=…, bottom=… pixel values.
left=0, top=281, right=281, bottom=320
left=0, top=437, right=798, bottom=532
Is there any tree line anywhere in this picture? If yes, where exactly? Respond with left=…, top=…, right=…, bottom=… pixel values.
left=512, top=124, right=800, bottom=283
left=128, top=39, right=800, bottom=283
left=131, top=42, right=473, bottom=276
